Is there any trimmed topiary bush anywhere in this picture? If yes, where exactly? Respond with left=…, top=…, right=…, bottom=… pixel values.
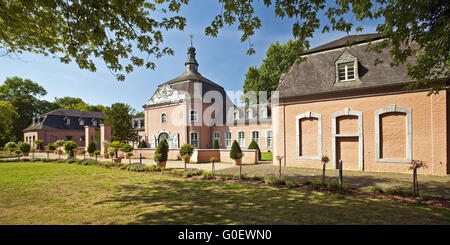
left=121, top=144, right=134, bottom=153
left=108, top=141, right=124, bottom=158
left=138, top=140, right=147, bottom=148
left=87, top=142, right=96, bottom=154
left=5, top=142, right=17, bottom=152
left=47, top=143, right=57, bottom=152
left=63, top=140, right=78, bottom=158
left=229, top=140, right=242, bottom=160
left=154, top=140, right=168, bottom=163
left=212, top=139, right=219, bottom=149
left=18, top=142, right=31, bottom=154
left=247, top=139, right=261, bottom=160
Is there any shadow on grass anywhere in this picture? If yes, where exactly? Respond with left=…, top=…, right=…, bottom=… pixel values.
left=93, top=178, right=450, bottom=225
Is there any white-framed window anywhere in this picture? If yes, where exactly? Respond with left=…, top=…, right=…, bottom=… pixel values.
left=251, top=131, right=260, bottom=145
left=260, top=107, right=267, bottom=118
left=190, top=131, right=199, bottom=148
left=92, top=119, right=97, bottom=126
left=64, top=117, right=70, bottom=125
left=266, top=130, right=273, bottom=148
left=190, top=110, right=198, bottom=122
left=234, top=110, right=240, bottom=120
left=212, top=131, right=220, bottom=146
left=338, top=62, right=355, bottom=82
left=246, top=109, right=253, bottom=119
left=238, top=131, right=245, bottom=148
left=225, top=131, right=232, bottom=148
left=161, top=113, right=167, bottom=124
left=79, top=118, right=84, bottom=126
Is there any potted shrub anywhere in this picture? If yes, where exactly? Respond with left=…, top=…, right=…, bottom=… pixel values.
left=14, top=149, right=22, bottom=161
left=63, top=140, right=78, bottom=159
left=108, top=141, right=123, bottom=163
left=47, top=143, right=57, bottom=155
left=35, top=140, right=44, bottom=152
left=126, top=152, right=133, bottom=164
left=55, top=140, right=65, bottom=153
left=108, top=151, right=116, bottom=163
left=81, top=150, right=87, bottom=160
left=154, top=140, right=168, bottom=168
left=87, top=141, right=96, bottom=157
left=138, top=140, right=147, bottom=148
left=230, top=140, right=243, bottom=166
left=18, top=142, right=31, bottom=157
left=94, top=150, right=101, bottom=163
left=248, top=140, right=261, bottom=161
left=57, top=149, right=63, bottom=159
left=121, top=144, right=134, bottom=159
left=5, top=142, right=17, bottom=153
left=180, top=143, right=194, bottom=170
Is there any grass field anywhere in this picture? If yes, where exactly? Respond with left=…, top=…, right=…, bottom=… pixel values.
left=0, top=162, right=449, bottom=225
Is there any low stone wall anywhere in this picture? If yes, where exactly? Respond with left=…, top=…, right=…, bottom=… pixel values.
left=191, top=149, right=257, bottom=164
left=132, top=148, right=181, bottom=160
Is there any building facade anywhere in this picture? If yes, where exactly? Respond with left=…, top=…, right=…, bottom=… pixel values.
left=273, top=34, right=449, bottom=175
left=23, top=109, right=104, bottom=149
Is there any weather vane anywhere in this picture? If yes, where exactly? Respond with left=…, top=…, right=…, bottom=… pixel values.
left=190, top=34, right=193, bottom=47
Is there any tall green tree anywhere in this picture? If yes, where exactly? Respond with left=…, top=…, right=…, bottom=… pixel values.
left=54, top=96, right=106, bottom=112
left=0, top=100, right=18, bottom=145
left=103, top=103, right=137, bottom=142
left=243, top=40, right=303, bottom=99
left=0, top=77, right=49, bottom=141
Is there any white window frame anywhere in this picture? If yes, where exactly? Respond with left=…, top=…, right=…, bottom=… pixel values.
left=212, top=131, right=220, bottom=147
left=79, top=119, right=84, bottom=126
left=246, top=109, right=253, bottom=119
left=64, top=117, right=70, bottom=125
left=190, top=131, right=199, bottom=148
left=190, top=110, right=198, bottom=122
left=266, top=130, right=273, bottom=148
left=251, top=130, right=260, bottom=145
left=92, top=119, right=97, bottom=126
left=338, top=62, right=355, bottom=82
left=224, top=131, right=232, bottom=148
left=161, top=113, right=167, bottom=124
left=260, top=107, right=268, bottom=118
left=237, top=131, right=245, bottom=148
left=234, top=110, right=240, bottom=120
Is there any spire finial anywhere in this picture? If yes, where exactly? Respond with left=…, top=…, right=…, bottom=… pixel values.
left=190, top=34, right=193, bottom=47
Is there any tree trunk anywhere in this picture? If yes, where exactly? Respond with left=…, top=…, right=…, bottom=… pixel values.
left=212, top=161, right=215, bottom=177
left=239, top=164, right=242, bottom=179
left=412, top=168, right=417, bottom=196
left=184, top=161, right=187, bottom=171
left=322, top=163, right=326, bottom=182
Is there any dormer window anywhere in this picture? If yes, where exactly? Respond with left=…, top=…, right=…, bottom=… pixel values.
left=64, top=117, right=70, bottom=125
left=260, top=107, right=268, bottom=118
left=79, top=118, right=84, bottom=126
left=246, top=109, right=253, bottom=119
left=335, top=51, right=359, bottom=84
left=92, top=119, right=97, bottom=126
left=234, top=110, right=240, bottom=120
left=338, top=62, right=355, bottom=82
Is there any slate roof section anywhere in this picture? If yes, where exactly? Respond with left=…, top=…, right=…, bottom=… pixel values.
left=276, top=33, right=415, bottom=99
left=303, top=33, right=384, bottom=55
left=23, top=109, right=104, bottom=132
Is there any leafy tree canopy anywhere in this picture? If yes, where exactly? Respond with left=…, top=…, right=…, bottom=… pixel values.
left=0, top=0, right=188, bottom=81
left=0, top=1, right=447, bottom=91
left=243, top=40, right=302, bottom=100
left=0, top=76, right=54, bottom=141
left=54, top=96, right=107, bottom=112
left=103, top=103, right=137, bottom=142
left=0, top=101, right=18, bottom=145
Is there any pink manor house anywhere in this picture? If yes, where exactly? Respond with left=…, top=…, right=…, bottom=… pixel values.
left=25, top=34, right=450, bottom=175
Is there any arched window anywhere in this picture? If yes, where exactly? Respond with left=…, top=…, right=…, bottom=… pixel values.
left=161, top=113, right=167, bottom=124
left=79, top=118, right=84, bottom=126
left=92, top=119, right=97, bottom=126
left=64, top=117, right=70, bottom=125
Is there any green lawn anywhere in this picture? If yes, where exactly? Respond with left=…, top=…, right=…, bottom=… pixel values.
left=261, top=152, right=273, bottom=161
left=0, top=162, right=449, bottom=225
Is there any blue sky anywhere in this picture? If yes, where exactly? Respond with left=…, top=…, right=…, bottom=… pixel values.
left=0, top=1, right=382, bottom=112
